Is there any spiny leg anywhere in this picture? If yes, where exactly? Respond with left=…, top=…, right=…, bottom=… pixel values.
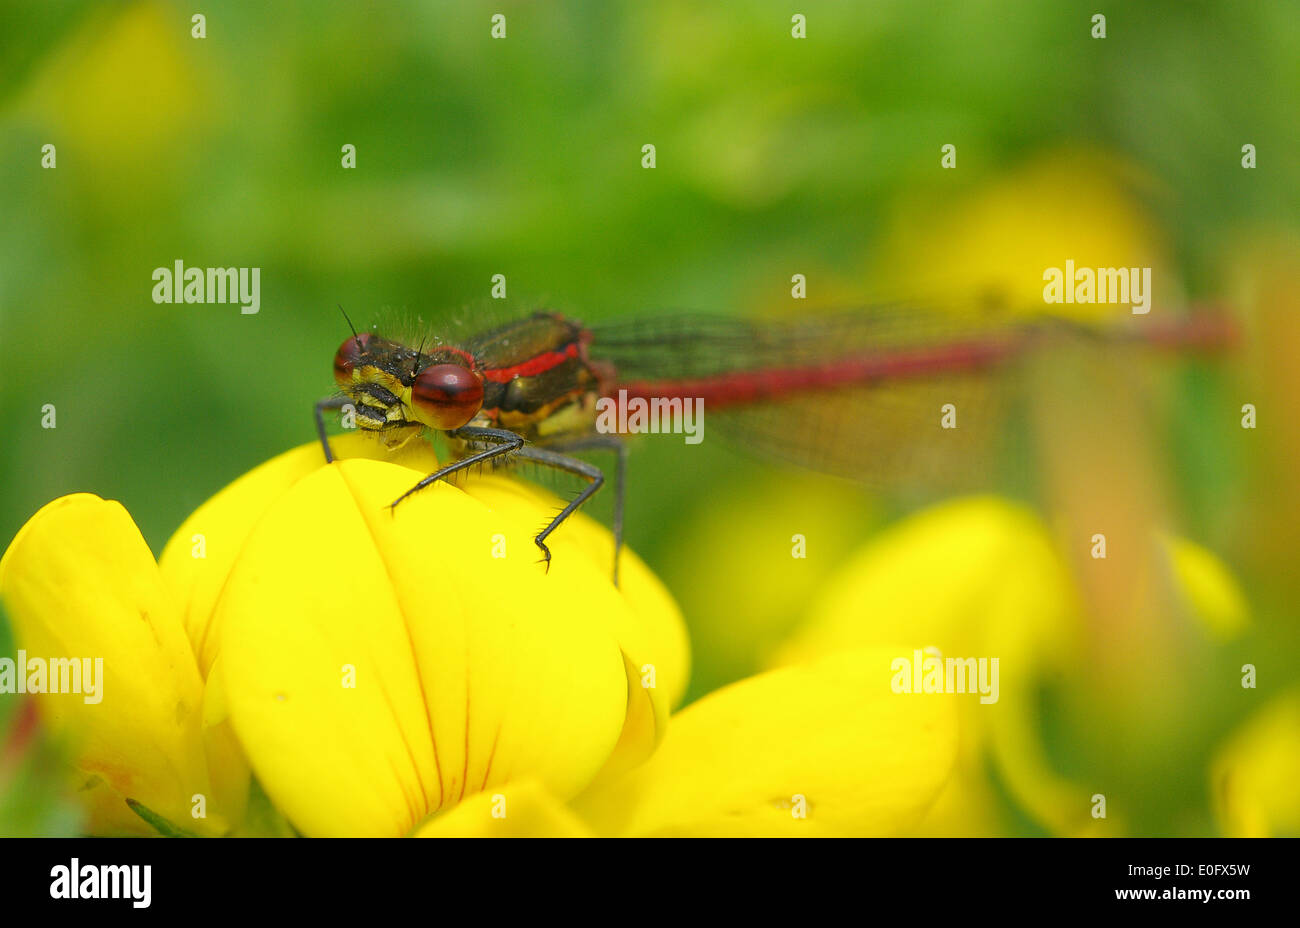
left=537, top=434, right=626, bottom=585
left=390, top=426, right=525, bottom=508
left=314, top=396, right=350, bottom=463
left=510, top=444, right=608, bottom=575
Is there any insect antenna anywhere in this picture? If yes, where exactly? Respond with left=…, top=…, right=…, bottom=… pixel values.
left=411, top=335, right=428, bottom=382
left=338, top=304, right=360, bottom=341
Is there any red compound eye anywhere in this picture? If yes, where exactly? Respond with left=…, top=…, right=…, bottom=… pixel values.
left=333, top=333, right=373, bottom=385
left=410, top=363, right=484, bottom=430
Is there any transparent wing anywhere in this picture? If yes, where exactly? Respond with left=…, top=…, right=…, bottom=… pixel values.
left=588, top=305, right=1015, bottom=381
left=588, top=306, right=1033, bottom=495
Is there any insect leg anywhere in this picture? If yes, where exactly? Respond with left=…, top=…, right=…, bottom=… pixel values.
left=536, top=434, right=626, bottom=585
left=510, top=444, right=607, bottom=575
left=314, top=396, right=350, bottom=463
left=390, top=426, right=525, bottom=509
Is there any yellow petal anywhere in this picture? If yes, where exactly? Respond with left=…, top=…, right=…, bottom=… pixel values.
left=1210, top=689, right=1300, bottom=837
left=413, top=778, right=594, bottom=837
left=1162, top=533, right=1250, bottom=640
left=159, top=433, right=441, bottom=678
left=0, top=495, right=226, bottom=834
left=217, top=458, right=634, bottom=837
left=772, top=496, right=1069, bottom=665
left=869, top=149, right=1168, bottom=320
left=458, top=474, right=682, bottom=784
left=908, top=768, right=1006, bottom=837
left=199, top=653, right=250, bottom=828
left=573, top=648, right=958, bottom=836
left=458, top=475, right=688, bottom=701
left=17, top=1, right=207, bottom=192
left=773, top=496, right=1108, bottom=836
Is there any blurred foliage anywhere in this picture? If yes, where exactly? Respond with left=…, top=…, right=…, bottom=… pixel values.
left=1, top=0, right=1297, bottom=835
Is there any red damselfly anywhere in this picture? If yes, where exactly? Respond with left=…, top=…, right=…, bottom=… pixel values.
left=316, top=305, right=1236, bottom=582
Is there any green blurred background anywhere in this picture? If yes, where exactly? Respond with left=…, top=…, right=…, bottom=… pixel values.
left=1, top=0, right=1298, bottom=836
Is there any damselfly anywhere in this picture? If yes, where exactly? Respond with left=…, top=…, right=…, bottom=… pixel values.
left=316, top=305, right=1235, bottom=582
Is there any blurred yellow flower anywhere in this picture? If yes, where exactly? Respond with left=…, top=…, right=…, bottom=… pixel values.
left=769, top=495, right=1250, bottom=837
left=1211, top=688, right=1300, bottom=838
left=868, top=149, right=1172, bottom=321
left=17, top=0, right=210, bottom=196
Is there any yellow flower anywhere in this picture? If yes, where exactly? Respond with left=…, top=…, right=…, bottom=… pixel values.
left=411, top=778, right=594, bottom=837
left=1, top=433, right=686, bottom=836
left=771, top=495, right=1250, bottom=837
left=416, top=648, right=960, bottom=837
left=1210, top=688, right=1300, bottom=837
left=0, top=494, right=244, bottom=836
left=867, top=149, right=1170, bottom=321
left=2, top=434, right=966, bottom=837
left=16, top=0, right=210, bottom=201
left=570, top=648, right=958, bottom=837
